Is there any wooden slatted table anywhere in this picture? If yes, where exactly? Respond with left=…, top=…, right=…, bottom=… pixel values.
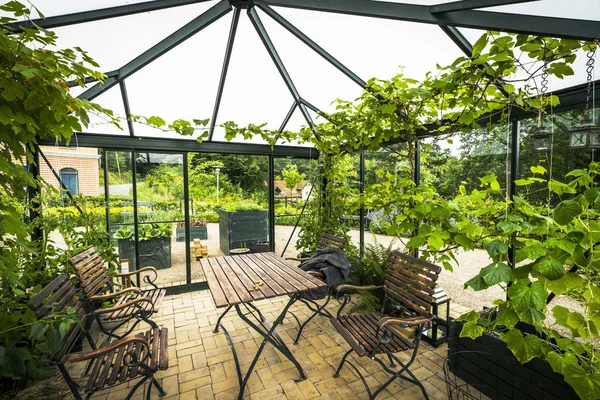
left=200, top=252, right=326, bottom=400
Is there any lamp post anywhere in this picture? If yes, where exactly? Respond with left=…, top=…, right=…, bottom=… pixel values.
left=215, top=167, right=221, bottom=203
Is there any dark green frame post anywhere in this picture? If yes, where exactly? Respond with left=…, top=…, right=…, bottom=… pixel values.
left=184, top=152, right=192, bottom=284
left=268, top=155, right=275, bottom=252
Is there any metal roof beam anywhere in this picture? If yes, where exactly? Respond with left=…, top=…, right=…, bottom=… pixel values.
left=39, top=133, right=318, bottom=158
left=257, top=4, right=366, bottom=88
left=247, top=7, right=319, bottom=139
left=279, top=102, right=297, bottom=133
left=7, top=0, right=213, bottom=30
left=119, top=81, right=135, bottom=137
left=208, top=7, right=241, bottom=141
left=78, top=0, right=231, bottom=101
left=254, top=0, right=600, bottom=41
left=300, top=98, right=332, bottom=122
left=430, top=0, right=537, bottom=14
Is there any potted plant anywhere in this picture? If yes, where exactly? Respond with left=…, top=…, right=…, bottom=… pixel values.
left=113, top=223, right=173, bottom=270
left=175, top=217, right=208, bottom=242
left=218, top=202, right=268, bottom=255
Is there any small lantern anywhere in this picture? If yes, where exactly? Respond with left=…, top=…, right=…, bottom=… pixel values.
left=569, top=119, right=600, bottom=149
left=531, top=126, right=551, bottom=153
left=423, top=286, right=451, bottom=347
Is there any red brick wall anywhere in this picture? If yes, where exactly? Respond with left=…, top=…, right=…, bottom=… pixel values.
left=40, top=153, right=101, bottom=196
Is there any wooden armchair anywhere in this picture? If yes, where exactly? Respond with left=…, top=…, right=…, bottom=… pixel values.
left=69, top=247, right=166, bottom=339
left=286, top=232, right=347, bottom=262
left=330, top=251, right=442, bottom=400
left=27, top=274, right=169, bottom=400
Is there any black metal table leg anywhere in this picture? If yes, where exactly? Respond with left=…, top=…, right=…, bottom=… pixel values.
left=217, top=294, right=306, bottom=400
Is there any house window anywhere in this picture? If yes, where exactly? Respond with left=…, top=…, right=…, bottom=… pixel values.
left=59, top=168, right=79, bottom=195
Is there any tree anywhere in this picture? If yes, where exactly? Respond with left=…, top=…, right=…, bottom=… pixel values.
left=282, top=164, right=305, bottom=194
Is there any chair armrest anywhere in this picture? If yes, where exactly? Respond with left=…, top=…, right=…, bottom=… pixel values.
left=336, top=284, right=383, bottom=294
left=64, top=337, right=148, bottom=363
left=307, top=271, right=325, bottom=279
left=92, top=297, right=153, bottom=316
left=285, top=257, right=309, bottom=262
left=115, top=267, right=157, bottom=278
left=377, top=316, right=432, bottom=330
left=89, top=287, right=141, bottom=301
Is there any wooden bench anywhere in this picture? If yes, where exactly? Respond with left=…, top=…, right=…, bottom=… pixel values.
left=27, top=274, right=169, bottom=400
left=330, top=251, right=442, bottom=400
left=69, top=247, right=166, bottom=338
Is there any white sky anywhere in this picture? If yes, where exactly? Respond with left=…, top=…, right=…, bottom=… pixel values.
left=17, top=0, right=600, bottom=145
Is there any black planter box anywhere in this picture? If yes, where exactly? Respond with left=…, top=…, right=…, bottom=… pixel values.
left=218, top=209, right=268, bottom=255
left=249, top=241, right=270, bottom=253
left=448, top=321, right=577, bottom=400
left=175, top=226, right=207, bottom=242
left=117, top=237, right=172, bottom=270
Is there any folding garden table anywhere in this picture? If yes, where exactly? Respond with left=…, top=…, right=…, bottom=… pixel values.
left=199, top=252, right=326, bottom=400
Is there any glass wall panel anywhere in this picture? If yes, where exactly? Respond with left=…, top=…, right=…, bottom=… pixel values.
left=40, top=145, right=105, bottom=251
left=519, top=107, right=599, bottom=207
left=273, top=157, right=318, bottom=258
left=187, top=153, right=269, bottom=262
left=134, top=152, right=184, bottom=287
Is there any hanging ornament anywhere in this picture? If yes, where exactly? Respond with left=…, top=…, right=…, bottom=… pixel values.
left=569, top=43, right=600, bottom=149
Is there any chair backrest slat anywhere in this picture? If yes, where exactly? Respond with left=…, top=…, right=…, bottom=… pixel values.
left=27, top=274, right=69, bottom=314
left=385, top=252, right=442, bottom=317
left=27, top=274, right=86, bottom=362
left=318, top=233, right=347, bottom=250
left=69, top=247, right=110, bottom=297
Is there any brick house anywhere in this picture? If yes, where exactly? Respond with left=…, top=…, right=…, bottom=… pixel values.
left=273, top=179, right=308, bottom=198
left=39, top=146, right=101, bottom=196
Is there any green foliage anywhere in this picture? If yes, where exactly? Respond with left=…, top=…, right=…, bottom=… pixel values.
left=0, top=2, right=119, bottom=390
left=456, top=163, right=600, bottom=399
left=347, top=241, right=395, bottom=313
left=281, top=164, right=306, bottom=193
left=113, top=223, right=172, bottom=241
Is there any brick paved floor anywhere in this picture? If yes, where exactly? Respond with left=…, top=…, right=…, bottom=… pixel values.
left=82, top=291, right=471, bottom=400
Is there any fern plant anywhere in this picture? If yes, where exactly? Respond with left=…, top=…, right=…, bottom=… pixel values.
left=347, top=240, right=396, bottom=313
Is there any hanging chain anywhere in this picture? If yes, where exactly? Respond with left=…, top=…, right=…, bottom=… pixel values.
left=585, top=44, right=596, bottom=115
left=538, top=60, right=549, bottom=127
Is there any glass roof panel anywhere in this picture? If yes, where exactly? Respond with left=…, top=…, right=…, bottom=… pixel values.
left=486, top=0, right=600, bottom=21
left=48, top=2, right=220, bottom=72
left=85, top=86, right=129, bottom=136
left=211, top=12, right=297, bottom=135
left=124, top=8, right=230, bottom=139
left=17, top=0, right=159, bottom=19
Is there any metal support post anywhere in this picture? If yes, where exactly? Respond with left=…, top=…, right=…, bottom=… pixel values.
left=184, top=152, right=192, bottom=284
left=413, top=140, right=421, bottom=258
left=28, top=148, right=43, bottom=242
left=359, top=148, right=365, bottom=259
left=507, top=119, right=520, bottom=279
left=268, top=156, right=275, bottom=252
left=131, top=150, right=140, bottom=280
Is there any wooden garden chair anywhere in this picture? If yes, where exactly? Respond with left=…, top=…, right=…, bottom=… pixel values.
left=287, top=232, right=349, bottom=343
left=330, top=251, right=441, bottom=400
left=69, top=247, right=166, bottom=339
left=286, top=232, right=347, bottom=262
left=27, top=274, right=169, bottom=400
